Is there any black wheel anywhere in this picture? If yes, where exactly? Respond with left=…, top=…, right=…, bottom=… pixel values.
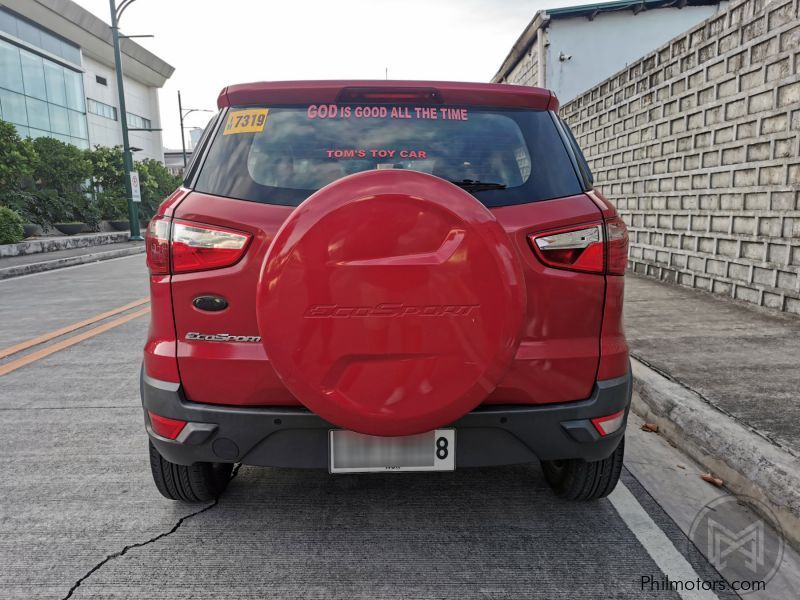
left=148, top=441, right=233, bottom=503
left=541, top=437, right=624, bottom=501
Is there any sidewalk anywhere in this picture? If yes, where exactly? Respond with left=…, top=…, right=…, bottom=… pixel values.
left=624, top=274, right=800, bottom=547
left=625, top=275, right=800, bottom=456
left=0, top=230, right=132, bottom=258
left=0, top=241, right=144, bottom=279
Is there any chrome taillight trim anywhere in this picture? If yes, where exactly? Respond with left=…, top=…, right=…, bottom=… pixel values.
left=534, top=225, right=603, bottom=251
left=171, top=221, right=249, bottom=249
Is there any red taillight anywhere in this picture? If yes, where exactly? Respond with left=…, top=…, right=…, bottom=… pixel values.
left=145, top=217, right=251, bottom=275
left=145, top=216, right=170, bottom=275
left=528, top=217, right=629, bottom=275
left=171, top=220, right=251, bottom=273
left=148, top=411, right=186, bottom=440
left=591, top=409, right=626, bottom=437
left=605, top=216, right=629, bottom=276
left=529, top=224, right=604, bottom=273
left=336, top=87, right=442, bottom=104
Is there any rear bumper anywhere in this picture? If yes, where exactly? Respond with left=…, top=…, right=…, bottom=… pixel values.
left=142, top=369, right=631, bottom=468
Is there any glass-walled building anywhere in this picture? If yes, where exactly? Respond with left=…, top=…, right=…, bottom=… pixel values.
left=0, top=9, right=89, bottom=148
left=0, top=1, right=174, bottom=162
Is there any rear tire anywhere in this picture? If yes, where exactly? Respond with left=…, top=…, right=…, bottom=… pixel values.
left=148, top=441, right=233, bottom=503
left=541, top=436, right=624, bottom=501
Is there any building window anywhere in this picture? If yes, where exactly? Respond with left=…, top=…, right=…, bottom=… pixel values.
left=87, top=98, right=117, bottom=121
left=0, top=7, right=81, bottom=66
left=95, top=75, right=107, bottom=86
left=127, top=112, right=151, bottom=129
left=0, top=38, right=88, bottom=149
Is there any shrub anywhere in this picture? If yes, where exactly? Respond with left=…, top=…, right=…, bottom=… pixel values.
left=32, top=136, right=91, bottom=196
left=0, top=189, right=36, bottom=224
left=37, top=189, right=72, bottom=226
left=0, top=120, right=36, bottom=196
left=0, top=205, right=24, bottom=244
left=0, top=189, right=64, bottom=229
left=63, top=192, right=100, bottom=230
left=96, top=189, right=129, bottom=220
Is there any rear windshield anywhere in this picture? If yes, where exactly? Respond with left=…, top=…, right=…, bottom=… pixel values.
left=193, top=105, right=582, bottom=207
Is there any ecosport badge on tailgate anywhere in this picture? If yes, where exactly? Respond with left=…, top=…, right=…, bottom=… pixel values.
left=186, top=332, right=262, bottom=343
left=304, top=303, right=480, bottom=318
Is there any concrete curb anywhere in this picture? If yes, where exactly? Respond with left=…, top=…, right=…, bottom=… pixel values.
left=0, top=245, right=144, bottom=279
left=630, top=357, right=800, bottom=550
left=0, top=231, right=132, bottom=258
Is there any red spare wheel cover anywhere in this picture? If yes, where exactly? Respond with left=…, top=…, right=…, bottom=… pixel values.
left=258, top=170, right=525, bottom=436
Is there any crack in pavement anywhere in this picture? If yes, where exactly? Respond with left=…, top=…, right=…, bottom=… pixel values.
left=60, top=464, right=241, bottom=600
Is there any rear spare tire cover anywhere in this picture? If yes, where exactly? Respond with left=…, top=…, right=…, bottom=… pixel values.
left=258, top=170, right=525, bottom=436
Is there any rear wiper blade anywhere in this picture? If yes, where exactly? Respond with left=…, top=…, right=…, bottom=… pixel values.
left=449, top=179, right=507, bottom=191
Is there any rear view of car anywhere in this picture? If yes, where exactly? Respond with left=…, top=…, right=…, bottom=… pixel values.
left=142, top=81, right=630, bottom=503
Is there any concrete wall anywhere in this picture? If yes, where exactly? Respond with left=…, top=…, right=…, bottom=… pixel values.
left=546, top=5, right=727, bottom=104
left=82, top=54, right=164, bottom=162
left=556, top=0, right=800, bottom=315
left=506, top=36, right=541, bottom=87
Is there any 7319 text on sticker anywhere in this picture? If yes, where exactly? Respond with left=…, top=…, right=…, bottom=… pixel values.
left=307, top=105, right=469, bottom=121
left=223, top=108, right=269, bottom=135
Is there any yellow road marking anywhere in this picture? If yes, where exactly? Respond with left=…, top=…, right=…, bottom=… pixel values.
left=0, top=297, right=149, bottom=360
left=0, top=307, right=150, bottom=376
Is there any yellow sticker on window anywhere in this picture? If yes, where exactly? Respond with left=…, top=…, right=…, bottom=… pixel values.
left=223, top=108, right=269, bottom=135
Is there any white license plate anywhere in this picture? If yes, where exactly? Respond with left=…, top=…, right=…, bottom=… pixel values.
left=329, top=429, right=455, bottom=473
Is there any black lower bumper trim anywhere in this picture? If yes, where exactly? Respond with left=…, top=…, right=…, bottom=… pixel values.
left=142, top=369, right=631, bottom=468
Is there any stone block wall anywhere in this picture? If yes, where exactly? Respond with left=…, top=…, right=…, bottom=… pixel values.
left=505, top=43, right=540, bottom=87
left=556, top=0, right=800, bottom=315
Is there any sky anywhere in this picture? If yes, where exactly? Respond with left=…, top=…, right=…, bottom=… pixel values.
left=71, top=0, right=589, bottom=149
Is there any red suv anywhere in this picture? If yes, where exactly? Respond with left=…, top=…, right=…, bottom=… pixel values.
left=142, top=81, right=630, bottom=503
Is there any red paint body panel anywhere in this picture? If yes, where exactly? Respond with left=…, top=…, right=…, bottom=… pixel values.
left=586, top=188, right=630, bottom=380
left=142, top=81, right=628, bottom=435
left=219, top=80, right=555, bottom=111
left=486, top=196, right=606, bottom=404
left=159, top=187, right=191, bottom=218
left=160, top=189, right=611, bottom=412
left=598, top=274, right=629, bottom=380
left=144, top=274, right=179, bottom=383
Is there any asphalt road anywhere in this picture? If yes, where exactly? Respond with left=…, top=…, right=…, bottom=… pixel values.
left=0, top=255, right=797, bottom=599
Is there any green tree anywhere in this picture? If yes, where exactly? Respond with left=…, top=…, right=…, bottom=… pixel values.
left=86, top=145, right=126, bottom=193
left=0, top=120, right=36, bottom=196
left=32, top=136, right=91, bottom=196
left=135, top=158, right=181, bottom=220
left=86, top=145, right=127, bottom=220
left=29, top=137, right=97, bottom=228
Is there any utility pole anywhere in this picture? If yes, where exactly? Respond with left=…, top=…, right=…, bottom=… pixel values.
left=178, top=91, right=212, bottom=169
left=178, top=90, right=186, bottom=168
left=109, top=0, right=141, bottom=240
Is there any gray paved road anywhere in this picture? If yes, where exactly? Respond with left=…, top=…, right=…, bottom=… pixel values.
left=0, top=257, right=795, bottom=599
left=0, top=255, right=149, bottom=348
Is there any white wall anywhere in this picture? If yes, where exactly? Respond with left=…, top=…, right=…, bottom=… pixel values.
left=82, top=54, right=164, bottom=162
left=545, top=4, right=728, bottom=104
